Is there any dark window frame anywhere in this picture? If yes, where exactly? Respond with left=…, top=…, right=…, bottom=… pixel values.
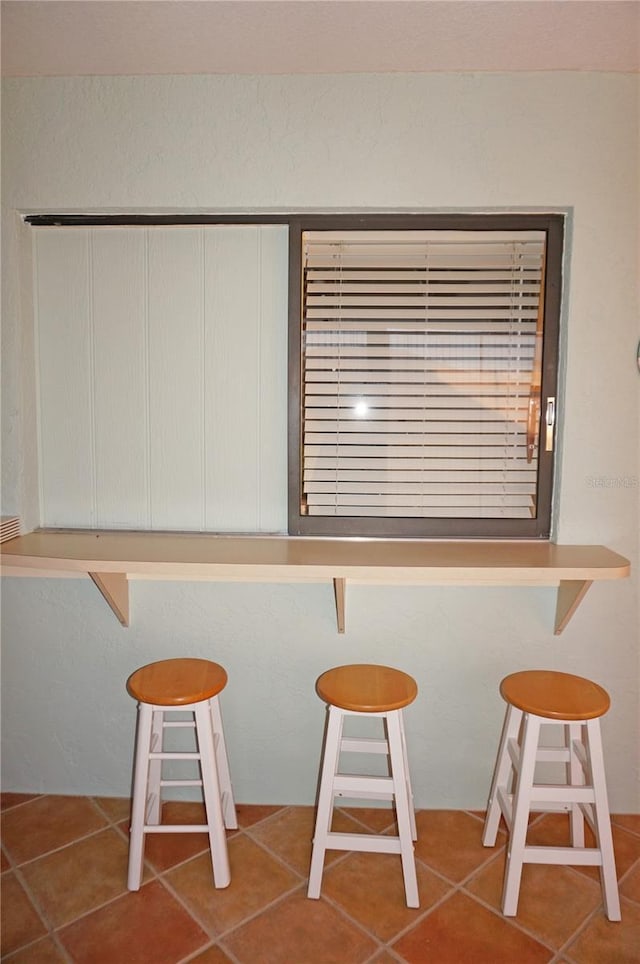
left=25, top=210, right=563, bottom=541
left=288, top=212, right=563, bottom=539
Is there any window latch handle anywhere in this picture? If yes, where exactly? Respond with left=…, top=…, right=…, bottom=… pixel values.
left=545, top=397, right=556, bottom=452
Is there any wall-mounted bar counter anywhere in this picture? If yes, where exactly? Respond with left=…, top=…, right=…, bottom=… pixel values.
left=0, top=529, right=630, bottom=635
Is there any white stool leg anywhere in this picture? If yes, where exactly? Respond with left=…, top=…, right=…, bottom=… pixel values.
left=502, top=713, right=540, bottom=916
left=209, top=696, right=238, bottom=830
left=308, top=705, right=344, bottom=899
left=483, top=705, right=522, bottom=846
left=128, top=703, right=153, bottom=891
left=585, top=719, right=621, bottom=921
left=398, top=710, right=417, bottom=841
left=387, top=711, right=419, bottom=908
left=194, top=701, right=231, bottom=889
left=566, top=722, right=585, bottom=847
left=146, top=709, right=164, bottom=826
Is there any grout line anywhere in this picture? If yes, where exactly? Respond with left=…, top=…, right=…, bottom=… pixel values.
left=3, top=822, right=113, bottom=870
left=2, top=799, right=638, bottom=964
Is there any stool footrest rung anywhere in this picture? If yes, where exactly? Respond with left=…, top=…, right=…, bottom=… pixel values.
left=520, top=845, right=603, bottom=866
left=149, top=751, right=201, bottom=761
left=335, top=790, right=394, bottom=802
left=158, top=779, right=203, bottom=788
left=141, top=824, right=210, bottom=834
left=497, top=787, right=595, bottom=823
left=530, top=785, right=595, bottom=804
left=340, top=738, right=389, bottom=755
left=319, top=831, right=403, bottom=855
left=333, top=775, right=394, bottom=795
left=534, top=747, right=571, bottom=763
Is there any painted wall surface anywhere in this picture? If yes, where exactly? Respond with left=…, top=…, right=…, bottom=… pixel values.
left=1, top=73, right=638, bottom=810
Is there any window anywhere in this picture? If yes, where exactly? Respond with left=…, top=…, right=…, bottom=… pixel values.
left=288, top=214, right=563, bottom=538
left=30, top=221, right=289, bottom=532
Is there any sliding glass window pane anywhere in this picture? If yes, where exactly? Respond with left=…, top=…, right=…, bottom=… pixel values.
left=290, top=216, right=562, bottom=538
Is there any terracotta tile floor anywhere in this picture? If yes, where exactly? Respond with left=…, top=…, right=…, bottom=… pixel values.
left=1, top=793, right=639, bottom=963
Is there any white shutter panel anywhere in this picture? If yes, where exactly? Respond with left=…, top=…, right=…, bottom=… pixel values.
left=301, top=230, right=546, bottom=519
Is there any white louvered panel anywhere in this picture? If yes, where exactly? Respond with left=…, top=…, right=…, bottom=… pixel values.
left=305, top=432, right=528, bottom=446
left=308, top=270, right=540, bottom=282
left=304, top=469, right=537, bottom=483
left=305, top=308, right=539, bottom=320
left=305, top=420, right=527, bottom=434
left=306, top=482, right=535, bottom=496
left=308, top=370, right=533, bottom=384
left=204, top=225, right=288, bottom=533
left=307, top=281, right=541, bottom=293
left=301, top=229, right=545, bottom=520
left=304, top=458, right=537, bottom=475
left=305, top=320, right=538, bottom=334
left=35, top=229, right=95, bottom=526
left=305, top=384, right=530, bottom=399
left=148, top=229, right=204, bottom=530
left=91, top=229, right=149, bottom=529
left=305, top=400, right=531, bottom=414
left=310, top=505, right=535, bottom=518
left=307, top=494, right=534, bottom=507
left=306, top=399, right=527, bottom=422
left=34, top=224, right=289, bottom=532
left=306, top=297, right=540, bottom=309
left=305, top=346, right=536, bottom=360
left=304, top=444, right=532, bottom=459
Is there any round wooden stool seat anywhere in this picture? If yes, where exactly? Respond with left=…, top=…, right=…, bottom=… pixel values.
left=127, top=657, right=228, bottom=707
left=500, top=670, right=610, bottom=721
left=316, top=663, right=418, bottom=713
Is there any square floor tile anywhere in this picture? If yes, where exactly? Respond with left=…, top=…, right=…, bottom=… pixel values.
left=134, top=800, right=212, bottom=873
left=1, top=793, right=41, bottom=812
left=20, top=827, right=134, bottom=927
left=321, top=850, right=452, bottom=941
left=392, top=891, right=551, bottom=963
left=189, top=944, right=236, bottom=963
left=339, top=806, right=398, bottom=833
left=613, top=814, right=640, bottom=836
left=93, top=796, right=132, bottom=823
left=1, top=796, right=107, bottom=864
left=527, top=813, right=640, bottom=882
left=166, top=834, right=299, bottom=935
left=465, top=849, right=601, bottom=948
left=57, top=879, right=209, bottom=964
left=1, top=871, right=47, bottom=956
left=620, top=861, right=640, bottom=904
left=1, top=936, right=68, bottom=962
left=235, top=803, right=285, bottom=829
left=413, top=810, right=504, bottom=882
left=564, top=897, right=640, bottom=964
left=223, top=890, right=378, bottom=964
left=248, top=805, right=366, bottom=876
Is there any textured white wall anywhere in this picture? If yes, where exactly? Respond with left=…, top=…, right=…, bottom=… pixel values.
left=1, top=73, right=638, bottom=810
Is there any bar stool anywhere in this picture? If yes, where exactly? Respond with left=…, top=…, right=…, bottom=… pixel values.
left=308, top=663, right=419, bottom=908
left=483, top=670, right=620, bottom=921
left=126, top=657, right=237, bottom=891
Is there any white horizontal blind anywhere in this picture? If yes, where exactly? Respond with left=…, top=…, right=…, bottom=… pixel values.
left=301, top=230, right=546, bottom=519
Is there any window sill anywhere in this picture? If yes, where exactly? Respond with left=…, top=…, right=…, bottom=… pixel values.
left=0, top=529, right=630, bottom=635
